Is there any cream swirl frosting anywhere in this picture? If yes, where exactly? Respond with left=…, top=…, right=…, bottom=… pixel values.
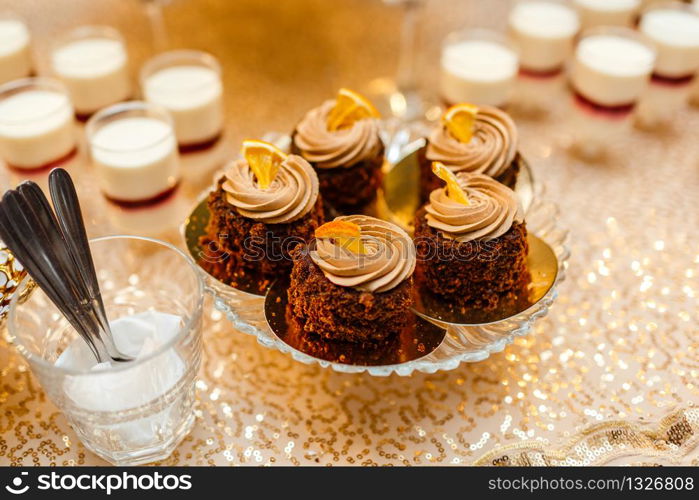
left=427, top=105, right=518, bottom=178
left=222, top=154, right=319, bottom=224
left=294, top=100, right=382, bottom=169
left=311, top=215, right=416, bottom=293
left=425, top=173, right=523, bottom=242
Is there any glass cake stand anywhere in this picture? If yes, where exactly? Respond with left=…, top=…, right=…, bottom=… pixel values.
left=183, top=124, right=570, bottom=376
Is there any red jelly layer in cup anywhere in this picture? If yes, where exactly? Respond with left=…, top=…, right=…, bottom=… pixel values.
left=572, top=90, right=635, bottom=119
left=5, top=147, right=79, bottom=173
left=178, top=132, right=223, bottom=154
left=103, top=182, right=180, bottom=209
left=650, top=73, right=695, bottom=88
left=518, top=66, right=564, bottom=79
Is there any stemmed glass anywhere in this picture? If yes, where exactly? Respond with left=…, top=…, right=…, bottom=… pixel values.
left=368, top=1, right=436, bottom=165
left=139, top=0, right=172, bottom=52
left=367, top=0, right=426, bottom=122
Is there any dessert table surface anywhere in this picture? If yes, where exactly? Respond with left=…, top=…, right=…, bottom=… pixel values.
left=1, top=0, right=698, bottom=466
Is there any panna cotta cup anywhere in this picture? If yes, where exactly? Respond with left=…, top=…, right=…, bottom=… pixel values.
left=573, top=0, right=641, bottom=29
left=140, top=50, right=224, bottom=151
left=50, top=25, right=132, bottom=118
left=636, top=3, right=699, bottom=128
left=86, top=101, right=180, bottom=205
left=570, top=27, right=656, bottom=159
left=0, top=13, right=32, bottom=85
left=0, top=77, right=77, bottom=170
left=439, top=29, right=519, bottom=108
left=508, top=0, right=579, bottom=74
left=640, top=3, right=699, bottom=79
left=572, top=27, right=656, bottom=108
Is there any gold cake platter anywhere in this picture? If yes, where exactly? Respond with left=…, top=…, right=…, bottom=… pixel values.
left=411, top=233, right=558, bottom=327
left=183, top=129, right=569, bottom=375
left=376, top=139, right=557, bottom=327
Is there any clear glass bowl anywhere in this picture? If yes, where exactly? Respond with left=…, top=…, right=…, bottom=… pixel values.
left=189, top=126, right=569, bottom=376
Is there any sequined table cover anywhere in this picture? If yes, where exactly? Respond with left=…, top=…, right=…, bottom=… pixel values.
left=0, top=0, right=697, bottom=466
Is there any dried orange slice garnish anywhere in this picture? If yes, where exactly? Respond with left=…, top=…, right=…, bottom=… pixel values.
left=315, top=220, right=367, bottom=254
left=326, top=88, right=380, bottom=131
left=241, top=139, right=288, bottom=190
left=442, top=103, right=479, bottom=144
left=432, top=162, right=470, bottom=205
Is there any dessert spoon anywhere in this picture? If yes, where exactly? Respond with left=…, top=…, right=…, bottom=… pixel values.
left=0, top=176, right=132, bottom=363
left=49, top=169, right=132, bottom=362
left=0, top=189, right=106, bottom=362
left=16, top=182, right=120, bottom=360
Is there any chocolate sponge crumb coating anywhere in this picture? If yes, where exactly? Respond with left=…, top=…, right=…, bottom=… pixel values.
left=201, top=178, right=324, bottom=286
left=414, top=207, right=530, bottom=311
left=287, top=245, right=412, bottom=343
left=291, top=131, right=384, bottom=213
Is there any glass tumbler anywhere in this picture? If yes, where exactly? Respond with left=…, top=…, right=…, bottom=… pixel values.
left=439, top=29, right=519, bottom=108
left=573, top=0, right=641, bottom=30
left=635, top=2, right=699, bottom=129
left=8, top=235, right=204, bottom=465
left=50, top=25, right=132, bottom=117
left=140, top=50, right=224, bottom=150
left=508, top=0, right=580, bottom=74
left=86, top=100, right=180, bottom=205
left=569, top=27, right=656, bottom=159
left=0, top=77, right=76, bottom=170
left=0, top=11, right=33, bottom=85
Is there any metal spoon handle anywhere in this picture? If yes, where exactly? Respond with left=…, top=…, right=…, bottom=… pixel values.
left=0, top=206, right=104, bottom=363
left=16, top=183, right=89, bottom=301
left=12, top=184, right=107, bottom=350
left=48, top=170, right=101, bottom=303
left=48, top=170, right=133, bottom=363
left=2, top=177, right=134, bottom=364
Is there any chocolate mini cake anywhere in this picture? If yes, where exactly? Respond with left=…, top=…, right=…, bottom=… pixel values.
left=202, top=143, right=324, bottom=287
left=281, top=305, right=410, bottom=365
left=291, top=89, right=384, bottom=212
left=288, top=215, right=416, bottom=343
left=419, top=105, right=520, bottom=202
left=414, top=166, right=530, bottom=311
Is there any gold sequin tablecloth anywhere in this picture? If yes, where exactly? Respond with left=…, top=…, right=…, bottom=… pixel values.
left=1, top=0, right=698, bottom=466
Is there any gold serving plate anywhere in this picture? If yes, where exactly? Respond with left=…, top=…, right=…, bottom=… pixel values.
left=412, top=234, right=558, bottom=326
left=377, top=144, right=556, bottom=325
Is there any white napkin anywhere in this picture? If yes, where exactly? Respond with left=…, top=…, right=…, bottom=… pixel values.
left=55, top=311, right=187, bottom=447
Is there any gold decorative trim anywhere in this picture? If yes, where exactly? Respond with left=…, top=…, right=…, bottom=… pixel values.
left=474, top=407, right=699, bottom=466
left=0, top=245, right=30, bottom=323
